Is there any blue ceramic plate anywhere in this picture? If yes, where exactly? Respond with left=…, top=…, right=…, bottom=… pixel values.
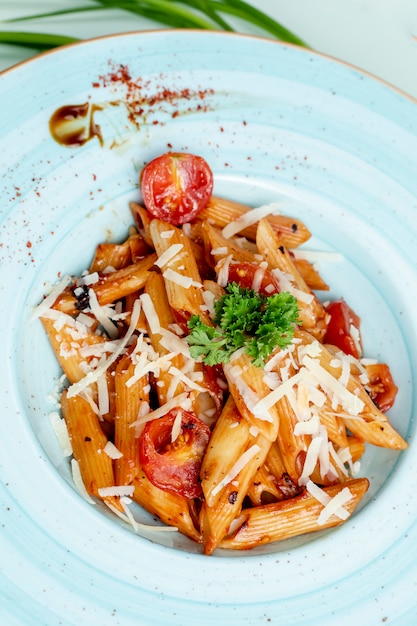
left=1, top=30, right=416, bottom=625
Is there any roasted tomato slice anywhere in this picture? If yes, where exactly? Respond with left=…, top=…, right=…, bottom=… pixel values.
left=364, top=363, right=398, bottom=413
left=140, top=152, right=213, bottom=225
left=323, top=299, right=362, bottom=359
left=139, top=409, right=211, bottom=499
left=226, top=262, right=280, bottom=296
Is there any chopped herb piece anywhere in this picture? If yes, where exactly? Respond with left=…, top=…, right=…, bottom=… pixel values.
left=187, top=282, right=300, bottom=367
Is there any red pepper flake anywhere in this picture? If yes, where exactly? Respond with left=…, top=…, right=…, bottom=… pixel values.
left=26, top=241, right=32, bottom=248
left=94, top=61, right=215, bottom=129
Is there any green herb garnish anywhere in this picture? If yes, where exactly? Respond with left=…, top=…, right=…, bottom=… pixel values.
left=187, top=282, right=300, bottom=367
left=0, top=1, right=309, bottom=53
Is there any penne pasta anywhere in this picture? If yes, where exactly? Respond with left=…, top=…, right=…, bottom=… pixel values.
left=200, top=397, right=271, bottom=554
left=131, top=473, right=201, bottom=542
left=199, top=196, right=311, bottom=247
left=256, top=217, right=328, bottom=340
left=223, top=351, right=281, bottom=442
left=89, top=230, right=151, bottom=273
left=114, top=351, right=149, bottom=486
left=51, top=254, right=157, bottom=316
left=220, top=477, right=369, bottom=550
left=61, top=390, right=122, bottom=511
left=150, top=219, right=211, bottom=325
left=36, top=153, right=408, bottom=555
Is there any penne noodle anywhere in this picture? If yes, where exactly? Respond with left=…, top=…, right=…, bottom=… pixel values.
left=89, top=231, right=151, bottom=273
left=223, top=351, right=280, bottom=442
left=318, top=407, right=349, bottom=449
left=150, top=219, right=211, bottom=325
left=256, top=218, right=328, bottom=340
left=114, top=351, right=149, bottom=486
left=61, top=390, right=122, bottom=511
left=247, top=453, right=302, bottom=506
left=294, top=329, right=408, bottom=450
left=130, top=202, right=154, bottom=248
left=292, top=257, right=330, bottom=291
left=41, top=313, right=111, bottom=384
left=275, top=395, right=310, bottom=482
left=345, top=436, right=366, bottom=462
left=131, top=474, right=201, bottom=542
left=199, top=196, right=311, bottom=247
left=51, top=254, right=157, bottom=316
left=200, top=397, right=271, bottom=554
left=220, top=477, right=369, bottom=550
left=202, top=221, right=258, bottom=267
left=143, top=272, right=187, bottom=404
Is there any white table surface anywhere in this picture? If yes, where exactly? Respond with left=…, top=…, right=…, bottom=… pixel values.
left=1, top=0, right=417, bottom=99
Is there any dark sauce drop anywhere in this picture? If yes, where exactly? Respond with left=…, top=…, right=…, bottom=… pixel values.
left=49, top=102, right=103, bottom=147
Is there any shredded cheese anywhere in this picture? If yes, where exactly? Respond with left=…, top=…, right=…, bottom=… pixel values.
left=71, top=459, right=95, bottom=503
left=88, top=288, right=119, bottom=339
left=301, top=355, right=365, bottom=415
left=211, top=444, right=261, bottom=496
left=221, top=201, right=285, bottom=239
left=67, top=298, right=141, bottom=398
left=31, top=275, right=72, bottom=320
left=305, top=480, right=353, bottom=525
left=103, top=441, right=123, bottom=460
left=49, top=411, right=72, bottom=456
left=154, top=243, right=184, bottom=268
left=140, top=292, right=161, bottom=335
left=98, top=485, right=135, bottom=498
left=130, top=392, right=191, bottom=427
left=162, top=268, right=202, bottom=289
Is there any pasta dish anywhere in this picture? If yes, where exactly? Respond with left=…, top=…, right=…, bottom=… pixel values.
left=33, top=152, right=407, bottom=554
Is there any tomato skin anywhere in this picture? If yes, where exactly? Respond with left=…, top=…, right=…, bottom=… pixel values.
left=323, top=299, right=361, bottom=359
left=364, top=363, right=398, bottom=413
left=226, top=262, right=280, bottom=296
left=139, top=409, right=211, bottom=499
left=140, top=152, right=213, bottom=225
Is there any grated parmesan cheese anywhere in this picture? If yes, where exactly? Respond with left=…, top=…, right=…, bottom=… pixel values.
left=103, top=440, right=123, bottom=459
left=221, top=202, right=285, bottom=239
left=31, top=275, right=72, bottom=320
left=162, top=268, right=202, bottom=289
left=216, top=254, right=233, bottom=287
left=171, top=411, right=183, bottom=442
left=71, top=459, right=95, bottom=503
left=155, top=243, right=184, bottom=268
left=98, top=485, right=135, bottom=498
left=88, top=288, right=119, bottom=339
left=301, top=355, right=365, bottom=415
left=140, top=292, right=161, bottom=335
left=211, top=444, right=261, bottom=496
left=130, top=392, right=191, bottom=427
left=160, top=229, right=175, bottom=239
left=49, top=411, right=73, bottom=456
left=317, top=487, right=353, bottom=525
left=305, top=480, right=353, bottom=525
left=67, top=298, right=141, bottom=398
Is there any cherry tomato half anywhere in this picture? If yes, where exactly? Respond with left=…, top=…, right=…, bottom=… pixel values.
left=364, top=363, right=398, bottom=413
left=140, top=152, right=213, bottom=225
left=139, top=409, right=211, bottom=499
left=323, top=299, right=362, bottom=359
left=227, top=262, right=280, bottom=296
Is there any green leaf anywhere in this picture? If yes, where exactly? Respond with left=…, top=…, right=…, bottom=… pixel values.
left=2, top=1, right=309, bottom=50
left=208, top=0, right=309, bottom=46
left=187, top=282, right=300, bottom=367
left=0, top=31, right=79, bottom=50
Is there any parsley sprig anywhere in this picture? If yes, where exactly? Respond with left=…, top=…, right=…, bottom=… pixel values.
left=187, top=282, right=300, bottom=367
